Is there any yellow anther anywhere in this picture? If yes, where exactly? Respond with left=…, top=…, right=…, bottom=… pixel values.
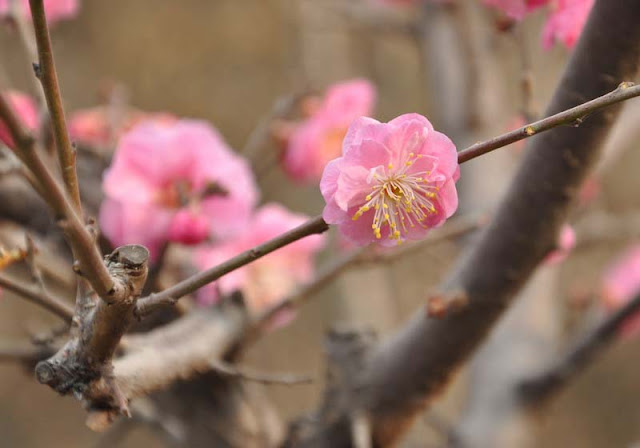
left=388, top=163, right=393, bottom=169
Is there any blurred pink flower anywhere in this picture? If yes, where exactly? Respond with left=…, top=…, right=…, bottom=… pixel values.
left=282, top=79, right=376, bottom=183
left=0, top=0, right=78, bottom=24
left=69, top=106, right=176, bottom=148
left=195, top=203, right=326, bottom=327
left=542, top=0, right=593, bottom=49
left=544, top=224, right=576, bottom=265
left=321, top=113, right=459, bottom=247
left=601, top=245, right=640, bottom=337
left=483, top=0, right=548, bottom=20
left=100, top=119, right=258, bottom=260
left=0, top=91, right=37, bottom=149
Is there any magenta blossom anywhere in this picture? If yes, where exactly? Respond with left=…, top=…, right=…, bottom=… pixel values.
left=0, top=0, right=78, bottom=24
left=0, top=91, right=37, bottom=149
left=542, top=0, right=594, bottom=49
left=282, top=79, right=376, bottom=183
left=195, top=204, right=326, bottom=327
left=321, top=114, right=459, bottom=247
left=601, top=245, right=640, bottom=338
left=100, top=119, right=258, bottom=260
left=544, top=224, right=576, bottom=265
left=483, top=0, right=548, bottom=20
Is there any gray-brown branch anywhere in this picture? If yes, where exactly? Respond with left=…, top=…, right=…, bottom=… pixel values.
left=288, top=1, right=640, bottom=445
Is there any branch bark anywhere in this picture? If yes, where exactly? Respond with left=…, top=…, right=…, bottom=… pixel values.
left=0, top=272, right=74, bottom=321
left=289, top=1, right=640, bottom=445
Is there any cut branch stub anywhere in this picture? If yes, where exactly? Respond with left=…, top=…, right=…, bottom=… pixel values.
left=35, top=244, right=149, bottom=420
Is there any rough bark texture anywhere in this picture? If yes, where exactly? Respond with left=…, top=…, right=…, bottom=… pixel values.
left=291, top=1, right=640, bottom=445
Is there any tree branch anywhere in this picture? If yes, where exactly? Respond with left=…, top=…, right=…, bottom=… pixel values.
left=290, top=0, right=640, bottom=445
left=518, top=291, right=640, bottom=407
left=29, top=0, right=82, bottom=210
left=134, top=215, right=329, bottom=317
left=457, top=82, right=640, bottom=164
left=0, top=272, right=74, bottom=321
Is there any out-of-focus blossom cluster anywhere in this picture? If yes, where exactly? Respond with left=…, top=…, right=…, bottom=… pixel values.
left=69, top=106, right=176, bottom=149
left=0, top=0, right=78, bottom=25
left=99, top=117, right=326, bottom=325
left=320, top=113, right=459, bottom=247
left=482, top=0, right=594, bottom=49
left=601, top=245, right=640, bottom=338
left=276, top=79, right=376, bottom=183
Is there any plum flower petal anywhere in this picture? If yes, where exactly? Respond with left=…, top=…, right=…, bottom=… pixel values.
left=0, top=0, right=79, bottom=25
left=541, top=0, right=594, bottom=49
left=100, top=119, right=258, bottom=260
left=482, top=0, right=548, bottom=20
left=283, top=79, right=376, bottom=183
left=194, top=204, right=326, bottom=329
left=601, top=245, right=640, bottom=338
left=0, top=91, right=37, bottom=149
left=320, top=113, right=459, bottom=247
left=544, top=224, right=576, bottom=265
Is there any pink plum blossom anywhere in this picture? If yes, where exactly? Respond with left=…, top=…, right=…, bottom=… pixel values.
left=100, top=119, right=258, bottom=260
left=282, top=79, right=376, bottom=183
left=544, top=224, right=576, bottom=265
left=0, top=0, right=78, bottom=25
left=482, top=0, right=548, bottom=20
left=0, top=91, right=37, bottom=149
left=320, top=113, right=459, bottom=247
left=195, top=203, right=326, bottom=327
left=542, top=0, right=594, bottom=49
left=601, top=245, right=640, bottom=337
left=69, top=106, right=175, bottom=148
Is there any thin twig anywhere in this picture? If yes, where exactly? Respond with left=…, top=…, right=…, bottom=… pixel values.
left=0, top=92, right=116, bottom=299
left=0, top=272, right=74, bottom=321
left=210, top=359, right=313, bottom=386
left=135, top=216, right=329, bottom=316
left=518, top=291, right=640, bottom=406
left=457, top=82, right=640, bottom=163
left=28, top=0, right=82, bottom=210
left=254, top=213, right=484, bottom=330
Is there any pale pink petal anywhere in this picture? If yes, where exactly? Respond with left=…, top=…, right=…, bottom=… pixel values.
left=0, top=0, right=79, bottom=24
left=601, top=245, right=640, bottom=338
left=544, top=224, right=576, bottom=265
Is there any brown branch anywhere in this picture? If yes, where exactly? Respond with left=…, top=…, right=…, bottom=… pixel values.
left=518, top=291, right=640, bottom=406
left=290, top=1, right=640, bottom=445
left=29, top=0, right=82, bottom=210
left=457, top=81, right=640, bottom=164
left=35, top=245, right=149, bottom=419
left=0, top=272, right=74, bottom=321
left=135, top=215, right=329, bottom=317
left=210, top=359, right=313, bottom=386
left=255, top=213, right=484, bottom=332
left=0, top=340, right=55, bottom=362
left=0, top=92, right=118, bottom=300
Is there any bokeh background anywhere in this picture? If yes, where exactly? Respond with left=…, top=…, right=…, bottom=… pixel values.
left=0, top=0, right=639, bottom=446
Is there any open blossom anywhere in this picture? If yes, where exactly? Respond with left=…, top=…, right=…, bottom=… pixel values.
left=483, top=0, right=548, bottom=20
left=195, top=204, right=326, bottom=327
left=100, top=119, right=258, bottom=260
left=0, top=91, right=37, bottom=149
left=542, top=0, right=594, bottom=49
left=69, top=106, right=175, bottom=148
left=282, top=79, right=376, bottom=183
left=0, top=0, right=78, bottom=24
left=601, top=245, right=640, bottom=337
left=544, top=224, right=576, bottom=265
left=321, top=114, right=459, bottom=247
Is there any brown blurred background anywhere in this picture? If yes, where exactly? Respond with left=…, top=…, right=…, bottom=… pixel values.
left=1, top=0, right=639, bottom=446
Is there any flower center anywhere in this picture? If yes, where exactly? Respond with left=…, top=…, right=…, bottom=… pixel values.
left=352, top=152, right=439, bottom=243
